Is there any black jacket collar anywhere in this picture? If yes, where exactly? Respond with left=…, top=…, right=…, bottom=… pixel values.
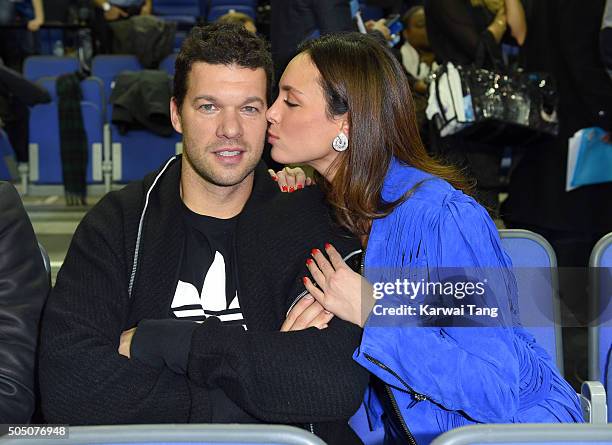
left=131, top=156, right=278, bottom=321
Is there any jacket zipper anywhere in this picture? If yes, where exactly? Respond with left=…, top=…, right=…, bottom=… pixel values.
left=360, top=251, right=425, bottom=445
left=366, top=354, right=425, bottom=445
left=385, top=384, right=418, bottom=445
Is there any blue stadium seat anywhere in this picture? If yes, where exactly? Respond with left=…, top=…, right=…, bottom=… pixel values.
left=0, top=424, right=328, bottom=445
left=23, top=56, right=80, bottom=82
left=588, top=232, right=612, bottom=422
left=29, top=76, right=104, bottom=185
left=110, top=127, right=181, bottom=183
left=159, top=53, right=177, bottom=77
left=92, top=55, right=143, bottom=121
left=153, top=0, right=201, bottom=23
left=499, top=229, right=564, bottom=373
left=36, top=76, right=105, bottom=114
left=28, top=100, right=104, bottom=185
left=429, top=424, right=612, bottom=445
left=91, top=55, right=182, bottom=184
left=207, top=5, right=256, bottom=21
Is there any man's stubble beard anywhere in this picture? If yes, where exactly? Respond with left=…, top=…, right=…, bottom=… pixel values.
left=182, top=140, right=261, bottom=188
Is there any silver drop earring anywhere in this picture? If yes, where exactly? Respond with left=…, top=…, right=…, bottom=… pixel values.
left=332, top=132, right=349, bottom=152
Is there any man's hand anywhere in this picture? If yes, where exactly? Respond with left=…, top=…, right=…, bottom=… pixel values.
left=105, top=5, right=128, bottom=21
left=27, top=17, right=43, bottom=32
left=118, top=327, right=137, bottom=358
left=268, top=166, right=315, bottom=193
left=281, top=294, right=333, bottom=332
left=366, top=19, right=391, bottom=41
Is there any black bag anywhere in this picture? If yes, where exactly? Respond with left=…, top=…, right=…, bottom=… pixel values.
left=428, top=39, right=559, bottom=146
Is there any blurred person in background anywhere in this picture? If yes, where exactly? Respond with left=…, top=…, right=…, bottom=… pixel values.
left=0, top=0, right=44, bottom=31
left=90, top=0, right=152, bottom=53
left=217, top=10, right=257, bottom=34
left=502, top=0, right=612, bottom=388
left=0, top=0, right=44, bottom=71
left=400, top=6, right=435, bottom=93
left=400, top=5, right=436, bottom=135
left=269, top=0, right=353, bottom=85
left=424, top=0, right=526, bottom=215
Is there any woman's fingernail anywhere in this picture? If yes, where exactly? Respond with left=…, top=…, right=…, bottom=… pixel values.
left=289, top=186, right=295, bottom=193
left=282, top=185, right=288, bottom=191
left=304, top=294, right=313, bottom=299
left=297, top=184, right=303, bottom=189
left=324, top=310, right=331, bottom=314
left=306, top=258, right=313, bottom=265
left=311, top=248, right=320, bottom=256
left=302, top=276, right=308, bottom=285
left=271, top=176, right=278, bottom=181
left=324, top=243, right=332, bottom=250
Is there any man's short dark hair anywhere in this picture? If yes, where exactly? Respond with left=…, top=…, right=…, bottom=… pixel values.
left=173, top=23, right=274, bottom=109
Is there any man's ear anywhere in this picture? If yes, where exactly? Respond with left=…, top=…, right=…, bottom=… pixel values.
left=170, top=97, right=183, bottom=134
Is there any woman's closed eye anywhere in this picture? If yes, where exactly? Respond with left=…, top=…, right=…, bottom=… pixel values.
left=284, top=98, right=299, bottom=108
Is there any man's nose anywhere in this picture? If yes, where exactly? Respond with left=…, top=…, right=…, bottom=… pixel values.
left=216, top=109, right=243, bottom=139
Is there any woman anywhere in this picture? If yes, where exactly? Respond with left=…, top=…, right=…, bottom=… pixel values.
left=266, top=33, right=583, bottom=444
left=425, top=0, right=527, bottom=215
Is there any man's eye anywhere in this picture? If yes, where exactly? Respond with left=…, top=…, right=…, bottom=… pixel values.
left=199, top=104, right=216, bottom=112
left=243, top=106, right=259, bottom=113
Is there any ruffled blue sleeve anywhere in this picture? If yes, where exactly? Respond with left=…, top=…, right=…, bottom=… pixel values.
left=354, top=186, right=521, bottom=423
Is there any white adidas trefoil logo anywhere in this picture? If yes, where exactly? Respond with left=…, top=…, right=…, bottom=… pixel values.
left=171, top=251, right=242, bottom=323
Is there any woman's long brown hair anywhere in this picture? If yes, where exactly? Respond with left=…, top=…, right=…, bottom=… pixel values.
left=298, top=33, right=473, bottom=236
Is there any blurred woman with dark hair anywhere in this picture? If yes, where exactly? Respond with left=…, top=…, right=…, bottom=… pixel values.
left=266, top=32, right=583, bottom=444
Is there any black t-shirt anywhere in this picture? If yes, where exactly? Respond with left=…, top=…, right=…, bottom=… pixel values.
left=170, top=203, right=246, bottom=329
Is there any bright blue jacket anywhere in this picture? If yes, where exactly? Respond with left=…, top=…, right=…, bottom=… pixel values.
left=352, top=158, right=583, bottom=444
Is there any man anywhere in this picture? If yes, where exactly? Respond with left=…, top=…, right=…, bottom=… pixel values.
left=90, top=0, right=152, bottom=53
left=39, top=24, right=368, bottom=444
left=0, top=0, right=44, bottom=73
left=400, top=6, right=436, bottom=93
left=269, top=0, right=353, bottom=83
left=93, top=0, right=151, bottom=21
left=217, top=11, right=257, bottom=34
left=0, top=181, right=48, bottom=423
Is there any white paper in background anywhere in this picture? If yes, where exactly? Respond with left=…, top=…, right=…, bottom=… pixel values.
left=447, top=63, right=465, bottom=123
left=566, top=129, right=583, bottom=192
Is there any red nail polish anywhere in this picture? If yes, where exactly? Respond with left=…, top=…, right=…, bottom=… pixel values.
left=282, top=185, right=288, bottom=191
left=325, top=243, right=331, bottom=250
left=302, top=276, right=308, bottom=285
left=271, top=176, right=278, bottom=181
left=289, top=187, right=295, bottom=193
left=297, top=184, right=303, bottom=189
left=311, top=248, right=320, bottom=256
left=306, top=258, right=313, bottom=265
